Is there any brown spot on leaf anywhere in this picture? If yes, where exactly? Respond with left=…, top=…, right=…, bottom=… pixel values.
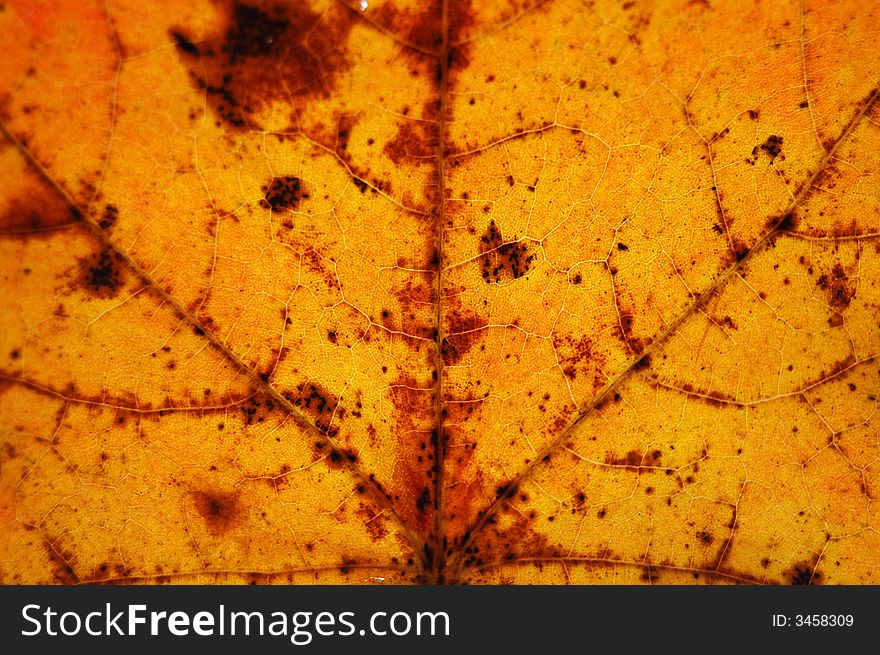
left=0, top=164, right=82, bottom=240
left=78, top=249, right=125, bottom=298
left=767, top=211, right=796, bottom=233
left=42, top=536, right=79, bottom=584
left=605, top=448, right=661, bottom=470
left=442, top=308, right=488, bottom=364
left=260, top=176, right=309, bottom=212
left=98, top=204, right=118, bottom=230
left=356, top=503, right=390, bottom=542
left=239, top=392, right=277, bottom=426
left=552, top=333, right=604, bottom=385
left=285, top=382, right=340, bottom=435
left=384, top=108, right=438, bottom=165
left=786, top=560, right=823, bottom=585
left=416, top=486, right=432, bottom=514
left=759, top=134, right=783, bottom=160
left=193, top=489, right=243, bottom=536
left=816, top=263, right=855, bottom=311
left=478, top=220, right=535, bottom=283
left=170, top=1, right=357, bottom=132
left=387, top=372, right=436, bottom=535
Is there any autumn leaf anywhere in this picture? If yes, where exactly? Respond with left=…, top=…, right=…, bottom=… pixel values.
left=1, top=0, right=879, bottom=586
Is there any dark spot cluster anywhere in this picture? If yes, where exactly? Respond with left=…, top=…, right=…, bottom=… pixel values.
left=747, top=134, right=784, bottom=164
left=619, top=313, right=648, bottom=355
left=240, top=393, right=277, bottom=425
left=98, top=204, right=118, bottom=230
left=284, top=383, right=340, bottom=435
left=192, top=489, right=242, bottom=536
left=334, top=114, right=359, bottom=158
left=787, top=561, right=822, bottom=585
left=327, top=448, right=358, bottom=467
left=169, top=1, right=355, bottom=131
left=79, top=249, right=124, bottom=298
left=478, top=220, right=535, bottom=283
left=416, top=486, right=432, bottom=514
left=260, top=176, right=309, bottom=212
left=766, top=211, right=796, bottom=233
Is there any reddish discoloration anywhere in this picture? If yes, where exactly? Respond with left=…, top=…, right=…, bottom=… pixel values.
left=355, top=502, right=390, bottom=542
left=42, top=536, right=80, bottom=584
left=817, top=263, right=855, bottom=311
left=387, top=372, right=436, bottom=535
left=384, top=116, right=438, bottom=165
left=0, top=145, right=82, bottom=239
left=604, top=448, right=662, bottom=471
left=193, top=489, right=243, bottom=536
left=441, top=308, right=488, bottom=364
left=260, top=176, right=309, bottom=212
left=461, top=500, right=564, bottom=567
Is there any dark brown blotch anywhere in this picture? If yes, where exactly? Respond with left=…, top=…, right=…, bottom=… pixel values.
left=260, top=176, right=309, bottom=212
left=79, top=249, right=125, bottom=298
left=441, top=308, right=488, bottom=364
left=748, top=134, right=784, bottom=165
left=416, top=486, right=432, bottom=514
left=478, top=220, right=535, bottom=283
left=767, top=211, right=796, bottom=233
left=170, top=30, right=200, bottom=56
left=633, top=354, right=651, bottom=370
left=193, top=489, right=243, bottom=536
left=0, top=166, right=82, bottom=240
left=239, top=392, right=278, bottom=425
left=732, top=239, right=750, bottom=262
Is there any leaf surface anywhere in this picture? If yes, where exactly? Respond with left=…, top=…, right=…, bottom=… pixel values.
left=1, top=0, right=879, bottom=584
